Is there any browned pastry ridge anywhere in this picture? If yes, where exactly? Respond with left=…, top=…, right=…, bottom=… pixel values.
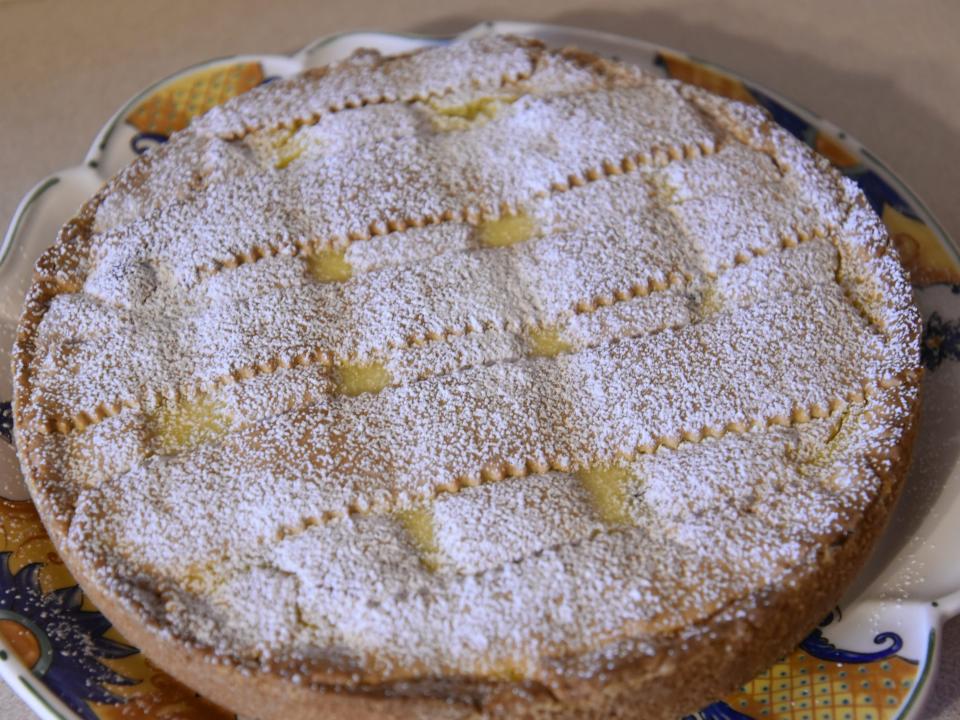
left=12, top=35, right=922, bottom=719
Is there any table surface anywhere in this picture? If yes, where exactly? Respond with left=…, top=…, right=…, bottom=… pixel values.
left=1, top=0, right=958, bottom=718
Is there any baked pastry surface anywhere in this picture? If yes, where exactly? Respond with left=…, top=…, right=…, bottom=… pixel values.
left=12, top=35, right=922, bottom=719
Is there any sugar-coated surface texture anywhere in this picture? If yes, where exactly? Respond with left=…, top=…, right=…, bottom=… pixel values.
left=14, top=35, right=921, bottom=690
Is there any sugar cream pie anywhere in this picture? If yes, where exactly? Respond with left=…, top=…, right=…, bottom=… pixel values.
left=13, top=35, right=922, bottom=719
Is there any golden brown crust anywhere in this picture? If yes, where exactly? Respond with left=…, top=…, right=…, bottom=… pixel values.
left=48, top=376, right=918, bottom=719
left=11, top=35, right=925, bottom=720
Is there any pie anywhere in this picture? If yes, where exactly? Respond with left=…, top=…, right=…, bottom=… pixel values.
left=12, top=35, right=922, bottom=719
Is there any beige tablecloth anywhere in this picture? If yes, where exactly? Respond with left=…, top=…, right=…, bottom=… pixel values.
left=1, top=1, right=958, bottom=718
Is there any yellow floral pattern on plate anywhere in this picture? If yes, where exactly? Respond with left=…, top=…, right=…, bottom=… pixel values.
left=0, top=498, right=234, bottom=719
left=126, top=61, right=263, bottom=136
left=724, top=649, right=918, bottom=720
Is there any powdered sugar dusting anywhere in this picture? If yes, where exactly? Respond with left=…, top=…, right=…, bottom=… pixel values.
left=14, top=36, right=921, bottom=692
left=34, top=145, right=838, bottom=425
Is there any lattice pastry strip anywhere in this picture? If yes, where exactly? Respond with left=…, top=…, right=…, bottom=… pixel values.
left=35, top=151, right=831, bottom=427
left=66, top=383, right=912, bottom=677
left=67, top=281, right=906, bottom=585
left=79, top=82, right=718, bottom=303
left=91, top=36, right=556, bottom=233
left=14, top=38, right=923, bottom=716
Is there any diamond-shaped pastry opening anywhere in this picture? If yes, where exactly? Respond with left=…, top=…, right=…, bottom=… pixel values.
left=526, top=325, right=572, bottom=357
left=786, top=406, right=855, bottom=482
left=696, top=282, right=724, bottom=319
left=487, top=659, right=529, bottom=683
left=476, top=213, right=536, bottom=248
left=146, top=395, right=230, bottom=455
left=181, top=558, right=227, bottom=594
left=429, top=94, right=520, bottom=131
left=305, top=247, right=353, bottom=283
left=576, top=464, right=636, bottom=526
left=270, top=128, right=307, bottom=170
left=332, top=360, right=392, bottom=397
left=396, top=505, right=439, bottom=571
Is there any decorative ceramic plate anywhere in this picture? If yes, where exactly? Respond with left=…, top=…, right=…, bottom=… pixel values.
left=2, top=21, right=959, bottom=720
